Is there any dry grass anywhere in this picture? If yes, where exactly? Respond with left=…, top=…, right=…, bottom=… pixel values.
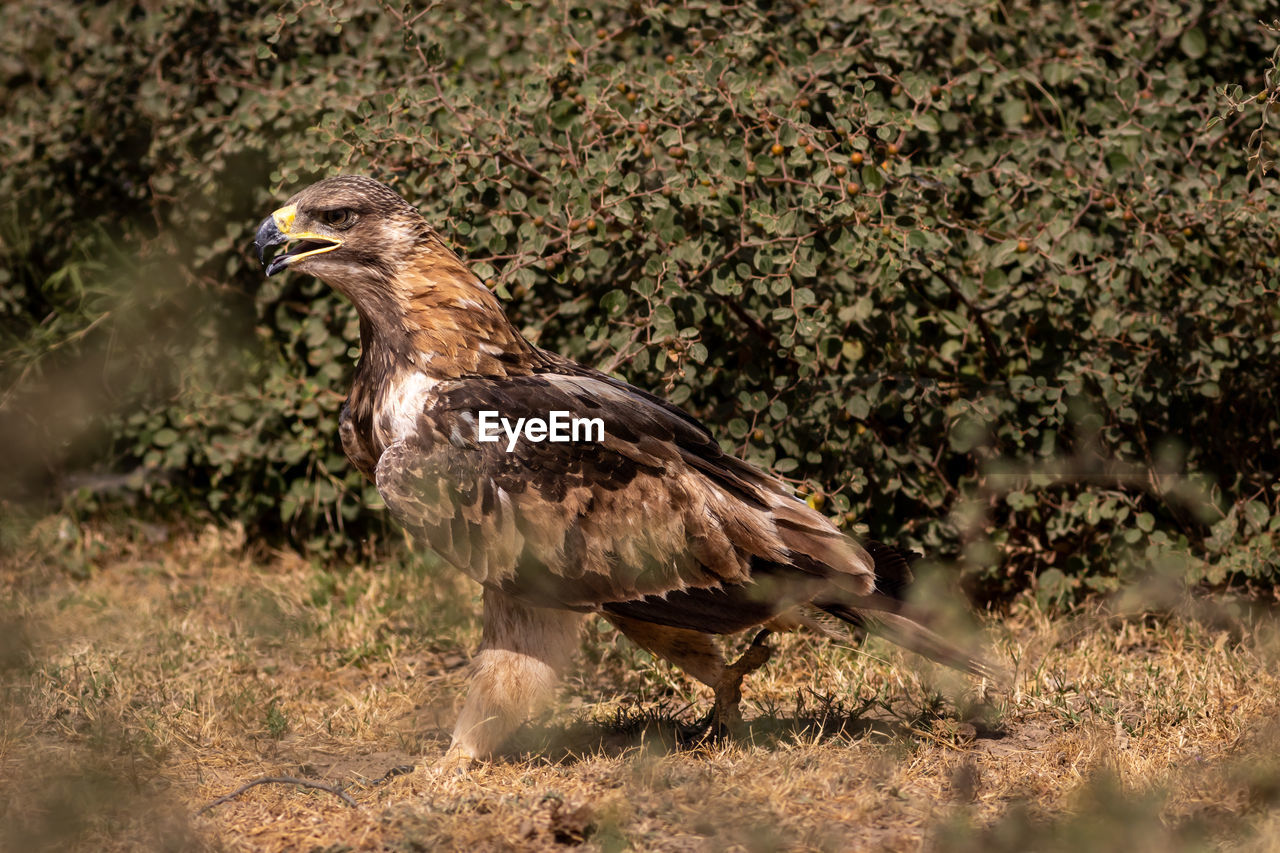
left=3, top=520, right=1280, bottom=852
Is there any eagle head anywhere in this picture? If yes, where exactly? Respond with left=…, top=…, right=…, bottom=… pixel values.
left=254, top=175, right=435, bottom=296
left=255, top=175, right=529, bottom=372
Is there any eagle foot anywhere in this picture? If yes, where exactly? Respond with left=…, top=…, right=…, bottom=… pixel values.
left=431, top=746, right=477, bottom=781
left=689, top=630, right=773, bottom=742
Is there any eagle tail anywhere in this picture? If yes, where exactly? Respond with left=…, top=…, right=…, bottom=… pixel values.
left=816, top=541, right=1004, bottom=683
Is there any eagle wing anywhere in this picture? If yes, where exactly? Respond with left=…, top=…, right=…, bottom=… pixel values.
left=374, top=369, right=875, bottom=634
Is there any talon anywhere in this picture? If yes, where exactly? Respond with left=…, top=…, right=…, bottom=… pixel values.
left=436, top=746, right=476, bottom=779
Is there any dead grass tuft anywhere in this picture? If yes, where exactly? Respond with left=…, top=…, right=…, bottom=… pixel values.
left=3, top=520, right=1280, bottom=851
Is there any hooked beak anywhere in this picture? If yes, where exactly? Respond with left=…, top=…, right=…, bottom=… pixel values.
left=254, top=204, right=342, bottom=276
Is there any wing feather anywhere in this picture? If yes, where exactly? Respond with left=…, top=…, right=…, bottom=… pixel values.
left=375, top=369, right=874, bottom=631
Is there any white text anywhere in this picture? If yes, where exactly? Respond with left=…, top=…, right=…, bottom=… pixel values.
left=476, top=410, right=605, bottom=452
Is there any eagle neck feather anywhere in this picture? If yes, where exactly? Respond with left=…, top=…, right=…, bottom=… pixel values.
left=352, top=245, right=538, bottom=382
left=342, top=242, right=543, bottom=475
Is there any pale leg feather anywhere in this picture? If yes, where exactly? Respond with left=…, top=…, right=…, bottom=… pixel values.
left=446, top=588, right=585, bottom=765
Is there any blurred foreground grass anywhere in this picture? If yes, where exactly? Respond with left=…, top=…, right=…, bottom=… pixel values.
left=3, top=520, right=1280, bottom=852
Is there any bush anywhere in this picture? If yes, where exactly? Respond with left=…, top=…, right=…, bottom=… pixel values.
left=2, top=1, right=1278, bottom=595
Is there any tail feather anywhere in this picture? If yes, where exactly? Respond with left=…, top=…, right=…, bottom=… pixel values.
left=816, top=541, right=1005, bottom=684
left=820, top=599, right=1000, bottom=682
left=862, top=540, right=918, bottom=600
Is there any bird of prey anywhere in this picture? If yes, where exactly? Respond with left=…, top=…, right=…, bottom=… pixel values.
left=255, top=175, right=993, bottom=767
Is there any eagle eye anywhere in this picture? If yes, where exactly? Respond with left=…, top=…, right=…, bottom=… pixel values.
left=319, top=208, right=355, bottom=229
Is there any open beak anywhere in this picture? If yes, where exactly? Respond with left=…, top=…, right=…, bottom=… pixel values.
left=254, top=204, right=342, bottom=276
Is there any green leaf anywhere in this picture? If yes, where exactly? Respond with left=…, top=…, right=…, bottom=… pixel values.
left=600, top=289, right=628, bottom=316
left=1179, top=27, right=1207, bottom=59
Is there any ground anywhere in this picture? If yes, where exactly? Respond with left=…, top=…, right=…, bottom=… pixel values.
left=3, top=520, right=1280, bottom=852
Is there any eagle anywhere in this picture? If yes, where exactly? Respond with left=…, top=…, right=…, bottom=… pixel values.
left=254, top=175, right=993, bottom=767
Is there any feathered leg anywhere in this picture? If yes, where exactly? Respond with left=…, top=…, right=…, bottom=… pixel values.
left=606, top=615, right=726, bottom=685
left=445, top=588, right=585, bottom=768
left=707, top=629, right=773, bottom=736
left=608, top=616, right=773, bottom=738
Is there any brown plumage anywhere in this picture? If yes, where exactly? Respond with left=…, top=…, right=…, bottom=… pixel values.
left=255, top=175, right=994, bottom=766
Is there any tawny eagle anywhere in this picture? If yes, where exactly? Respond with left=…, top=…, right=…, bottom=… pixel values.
left=255, top=175, right=992, bottom=766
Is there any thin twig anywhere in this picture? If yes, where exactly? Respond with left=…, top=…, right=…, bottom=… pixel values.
left=196, top=775, right=358, bottom=815
left=912, top=253, right=1006, bottom=370
left=363, top=764, right=416, bottom=788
